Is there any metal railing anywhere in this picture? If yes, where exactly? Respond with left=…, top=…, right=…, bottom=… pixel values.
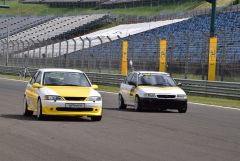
left=0, top=66, right=239, bottom=99
left=1, top=29, right=239, bottom=82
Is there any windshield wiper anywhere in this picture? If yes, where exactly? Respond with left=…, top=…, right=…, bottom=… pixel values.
left=138, top=84, right=152, bottom=86
left=154, top=84, right=168, bottom=86
left=44, top=84, right=62, bottom=86
left=61, top=84, right=80, bottom=86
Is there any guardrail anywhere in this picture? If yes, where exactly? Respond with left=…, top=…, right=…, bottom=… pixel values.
left=0, top=66, right=239, bottom=99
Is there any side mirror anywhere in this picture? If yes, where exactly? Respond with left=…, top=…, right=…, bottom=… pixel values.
left=92, top=84, right=98, bottom=89
left=32, top=83, right=42, bottom=88
left=177, top=82, right=182, bottom=87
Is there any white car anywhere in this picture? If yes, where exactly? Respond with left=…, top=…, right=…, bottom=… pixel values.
left=23, top=68, right=102, bottom=121
left=119, top=71, right=187, bottom=113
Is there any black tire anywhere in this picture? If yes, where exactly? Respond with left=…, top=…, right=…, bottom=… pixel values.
left=91, top=116, right=102, bottom=121
left=178, top=104, right=187, bottom=113
left=135, top=96, right=143, bottom=112
left=118, top=94, right=127, bottom=110
left=36, top=98, right=45, bottom=120
left=23, top=97, right=33, bottom=116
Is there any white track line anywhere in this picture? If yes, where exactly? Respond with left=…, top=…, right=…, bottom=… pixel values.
left=0, top=77, right=28, bottom=82
left=1, top=77, right=239, bottom=111
left=187, top=102, right=240, bottom=111
left=98, top=90, right=118, bottom=95
left=98, top=92, right=240, bottom=111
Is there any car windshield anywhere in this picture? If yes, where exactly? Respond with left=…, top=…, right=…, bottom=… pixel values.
left=43, top=72, right=91, bottom=87
left=138, top=74, right=176, bottom=87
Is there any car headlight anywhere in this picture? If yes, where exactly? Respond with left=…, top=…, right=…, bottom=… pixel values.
left=86, top=96, right=102, bottom=102
left=143, top=93, right=156, bottom=98
left=177, top=94, right=187, bottom=99
left=45, top=95, right=64, bottom=101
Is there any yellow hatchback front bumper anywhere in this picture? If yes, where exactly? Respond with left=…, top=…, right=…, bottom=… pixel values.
left=42, top=106, right=102, bottom=116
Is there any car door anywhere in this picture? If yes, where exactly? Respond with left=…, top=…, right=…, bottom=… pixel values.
left=26, top=71, right=42, bottom=110
left=127, top=73, right=138, bottom=105
left=25, top=71, right=38, bottom=109
left=120, top=73, right=133, bottom=105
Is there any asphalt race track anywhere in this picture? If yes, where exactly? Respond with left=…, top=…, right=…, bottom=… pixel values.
left=0, top=78, right=239, bottom=161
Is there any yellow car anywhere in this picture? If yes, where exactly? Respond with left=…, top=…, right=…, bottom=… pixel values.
left=23, top=69, right=102, bottom=121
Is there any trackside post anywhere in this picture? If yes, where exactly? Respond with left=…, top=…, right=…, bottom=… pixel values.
left=159, top=39, right=167, bottom=72
left=208, top=36, right=218, bottom=81
left=121, top=41, right=128, bottom=76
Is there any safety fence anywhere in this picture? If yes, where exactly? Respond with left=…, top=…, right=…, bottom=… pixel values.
left=0, top=66, right=239, bottom=99
left=0, top=29, right=239, bottom=82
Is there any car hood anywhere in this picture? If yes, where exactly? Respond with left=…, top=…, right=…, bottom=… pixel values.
left=40, top=86, right=100, bottom=97
left=137, top=86, right=186, bottom=95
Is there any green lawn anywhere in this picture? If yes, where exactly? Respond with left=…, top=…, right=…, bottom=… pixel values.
left=0, top=0, right=206, bottom=16
left=172, top=73, right=240, bottom=82
left=195, top=0, right=235, bottom=9
left=0, top=73, right=239, bottom=109
left=0, top=73, right=30, bottom=81
left=111, top=1, right=199, bottom=16
left=188, top=95, right=240, bottom=108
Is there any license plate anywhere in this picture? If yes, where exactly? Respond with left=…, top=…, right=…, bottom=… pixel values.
left=65, top=103, right=85, bottom=108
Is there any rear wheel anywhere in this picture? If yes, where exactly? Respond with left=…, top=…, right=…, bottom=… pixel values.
left=23, top=97, right=33, bottom=116
left=178, top=104, right=187, bottom=113
left=36, top=98, right=45, bottom=120
left=135, top=96, right=143, bottom=112
left=91, top=116, right=102, bottom=121
left=118, top=94, right=127, bottom=110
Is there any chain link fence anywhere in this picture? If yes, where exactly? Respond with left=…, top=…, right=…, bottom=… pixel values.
left=0, top=27, right=239, bottom=82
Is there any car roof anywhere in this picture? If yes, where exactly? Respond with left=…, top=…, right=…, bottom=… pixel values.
left=133, top=71, right=169, bottom=75
left=38, top=68, right=84, bottom=73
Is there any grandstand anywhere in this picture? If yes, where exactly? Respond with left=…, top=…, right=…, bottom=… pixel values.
left=22, top=18, right=188, bottom=58
left=0, top=16, right=55, bottom=39
left=25, top=10, right=238, bottom=75
left=0, top=1, right=239, bottom=80
left=21, top=11, right=240, bottom=62
left=0, top=14, right=109, bottom=54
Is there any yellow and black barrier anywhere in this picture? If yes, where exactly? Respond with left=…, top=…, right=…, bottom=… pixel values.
left=159, top=39, right=167, bottom=72
left=121, top=41, right=128, bottom=76
left=208, top=37, right=218, bottom=81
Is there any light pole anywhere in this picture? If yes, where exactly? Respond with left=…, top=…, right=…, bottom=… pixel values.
left=206, top=0, right=217, bottom=37
left=6, top=23, right=9, bottom=66
left=206, top=0, right=218, bottom=81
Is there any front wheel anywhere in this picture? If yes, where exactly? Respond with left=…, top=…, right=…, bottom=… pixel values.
left=23, top=97, right=33, bottom=116
left=36, top=98, right=45, bottom=120
left=91, top=116, right=102, bottom=121
left=135, top=96, right=143, bottom=112
left=118, top=94, right=127, bottom=110
left=178, top=104, right=187, bottom=113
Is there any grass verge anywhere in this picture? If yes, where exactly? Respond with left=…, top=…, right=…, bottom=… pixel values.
left=187, top=95, right=240, bottom=108
left=1, top=0, right=202, bottom=16
left=0, top=73, right=239, bottom=109
left=0, top=73, right=30, bottom=81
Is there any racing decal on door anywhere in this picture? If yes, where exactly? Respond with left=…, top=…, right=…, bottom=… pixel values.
left=130, top=87, right=136, bottom=96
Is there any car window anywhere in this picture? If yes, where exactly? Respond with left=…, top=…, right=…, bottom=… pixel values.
left=138, top=74, right=176, bottom=87
left=30, top=71, right=39, bottom=85
left=35, top=72, right=42, bottom=84
left=43, top=72, right=91, bottom=87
